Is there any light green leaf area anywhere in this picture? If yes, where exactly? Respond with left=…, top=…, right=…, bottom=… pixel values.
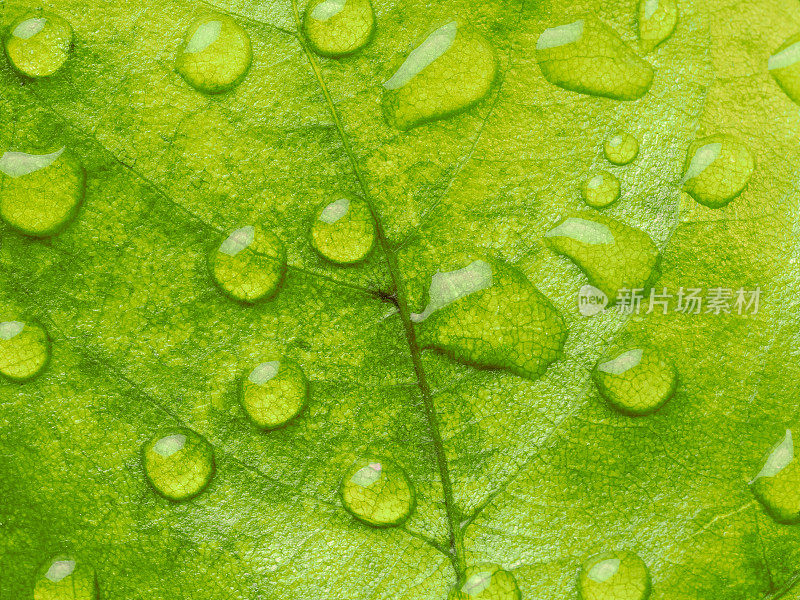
left=1, top=0, right=799, bottom=598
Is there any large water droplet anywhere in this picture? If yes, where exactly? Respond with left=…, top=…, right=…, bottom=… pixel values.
left=637, top=0, right=678, bottom=53
left=768, top=34, right=800, bottom=106
left=448, top=564, right=521, bottom=599
left=0, top=320, right=50, bottom=381
left=340, top=457, right=415, bottom=527
left=33, top=555, right=97, bottom=600
left=382, top=21, right=497, bottom=130
left=579, top=551, right=651, bottom=600
left=208, top=225, right=287, bottom=303
left=303, top=0, right=374, bottom=57
left=750, top=429, right=800, bottom=524
left=142, top=428, right=215, bottom=501
left=545, top=213, right=659, bottom=302
left=175, top=14, right=252, bottom=94
left=592, top=345, right=677, bottom=416
left=240, top=359, right=308, bottom=429
left=582, top=171, right=620, bottom=209
left=681, top=134, right=754, bottom=208
left=0, top=147, right=85, bottom=237
left=411, top=257, right=567, bottom=381
left=5, top=13, right=73, bottom=78
left=536, top=17, right=653, bottom=101
left=604, top=132, right=639, bottom=165
left=310, top=195, right=376, bottom=264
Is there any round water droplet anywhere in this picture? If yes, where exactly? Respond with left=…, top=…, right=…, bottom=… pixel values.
left=448, top=564, right=521, bottom=600
left=0, top=320, right=49, bottom=381
left=681, top=134, right=754, bottom=209
left=768, top=34, right=800, bottom=106
left=592, top=346, right=677, bottom=416
left=5, top=13, right=73, bottom=78
left=750, top=429, right=800, bottom=524
left=33, top=555, right=98, bottom=600
left=340, top=457, right=415, bottom=527
left=582, top=171, right=620, bottom=209
left=637, top=0, right=678, bottom=53
left=579, top=551, right=651, bottom=600
left=310, top=195, right=376, bottom=264
left=303, top=0, right=375, bottom=57
left=382, top=21, right=497, bottom=130
left=208, top=225, right=287, bottom=303
left=604, top=132, right=639, bottom=166
left=142, top=427, right=215, bottom=501
left=0, top=147, right=85, bottom=237
left=175, top=14, right=252, bottom=94
left=240, top=359, right=308, bottom=429
left=536, top=17, right=653, bottom=101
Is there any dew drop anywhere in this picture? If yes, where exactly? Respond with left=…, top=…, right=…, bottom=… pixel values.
left=536, top=17, right=653, bottom=101
left=750, top=429, right=800, bottom=524
left=240, top=359, right=308, bottom=429
left=0, top=320, right=50, bottom=381
left=637, top=0, right=678, bottom=53
left=448, top=564, right=521, bottom=599
left=604, top=132, right=639, bottom=165
left=310, top=195, right=376, bottom=264
left=208, top=225, right=287, bottom=303
left=340, top=457, right=415, bottom=526
left=768, top=34, right=800, bottom=106
left=579, top=551, right=651, bottom=600
left=175, top=14, right=252, bottom=94
left=0, top=147, right=86, bottom=237
left=582, top=171, right=620, bottom=209
left=680, top=134, right=754, bottom=208
left=382, top=21, right=497, bottom=130
left=304, top=0, right=375, bottom=57
left=142, top=427, right=215, bottom=501
left=5, top=13, right=73, bottom=78
left=33, top=555, right=97, bottom=600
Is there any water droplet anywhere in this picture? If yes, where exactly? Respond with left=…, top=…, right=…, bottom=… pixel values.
left=33, top=555, right=97, bottom=600
left=142, top=427, right=215, bottom=501
left=750, top=429, right=800, bottom=524
left=0, top=147, right=85, bottom=237
left=448, top=564, right=521, bottom=599
left=412, top=257, right=567, bottom=381
left=175, top=14, right=252, bottom=94
left=545, top=213, right=659, bottom=302
left=592, top=345, right=677, bottom=416
left=5, top=13, right=73, bottom=78
left=208, top=225, right=287, bottom=303
left=303, top=0, right=375, bottom=57
left=681, top=134, right=755, bottom=208
left=579, top=551, right=651, bottom=600
left=604, top=132, right=639, bottom=165
left=240, top=359, right=308, bottom=429
left=340, top=457, right=415, bottom=526
left=382, top=21, right=497, bottom=130
left=0, top=320, right=49, bottom=381
left=582, top=171, right=620, bottom=208
left=310, top=195, right=376, bottom=264
left=768, top=34, right=800, bottom=106
left=536, top=17, right=653, bottom=101
left=637, top=0, right=678, bottom=53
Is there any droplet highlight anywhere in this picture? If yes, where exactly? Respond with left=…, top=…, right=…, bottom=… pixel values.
left=582, top=171, right=620, bottom=209
left=637, top=0, right=678, bottom=53
left=604, top=132, right=639, bottom=166
left=240, top=359, right=308, bottom=429
left=448, top=564, right=521, bottom=599
left=0, top=320, right=49, bottom=381
left=310, top=195, right=376, bottom=264
left=340, top=457, right=415, bottom=526
left=593, top=346, right=677, bottom=416
left=5, top=13, right=73, bottom=78
left=681, top=134, right=754, bottom=208
left=304, top=0, right=375, bottom=57
left=33, top=555, right=97, bottom=600
left=768, top=34, right=800, bottom=106
left=142, top=427, right=215, bottom=501
left=750, top=429, right=800, bottom=524
left=579, top=551, right=651, bottom=600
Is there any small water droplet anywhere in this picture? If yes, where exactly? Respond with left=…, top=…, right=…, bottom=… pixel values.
left=637, top=0, right=678, bottom=52
left=34, top=555, right=97, bottom=600
left=593, top=346, right=677, bottom=416
left=175, top=14, right=252, bottom=93
left=240, top=359, right=308, bottom=429
left=5, top=13, right=73, bottom=78
left=0, top=147, right=85, bottom=237
left=142, top=427, right=215, bottom=501
left=340, top=457, right=414, bottom=526
left=579, top=551, right=650, bottom=600
left=604, top=132, right=639, bottom=165
left=750, top=429, right=800, bottom=523
left=0, top=320, right=49, bottom=381
left=582, top=171, right=620, bottom=208
left=536, top=17, right=653, bottom=101
left=768, top=34, right=800, bottom=106
left=310, top=195, right=376, bottom=264
left=382, top=21, right=497, bottom=130
left=303, top=0, right=375, bottom=57
left=545, top=213, right=659, bottom=302
left=208, top=225, right=287, bottom=303
left=448, top=564, right=521, bottom=599
left=681, top=134, right=754, bottom=208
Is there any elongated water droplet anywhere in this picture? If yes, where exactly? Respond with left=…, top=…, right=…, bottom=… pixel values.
left=142, top=427, right=215, bottom=501
left=412, top=257, right=567, bottom=381
left=175, top=14, right=252, bottom=93
left=448, top=564, right=521, bottom=599
left=536, top=17, right=653, bottom=100
left=5, top=13, right=73, bottom=78
left=604, top=132, right=639, bottom=165
left=579, top=551, right=651, bottom=600
left=209, top=225, right=287, bottom=303
left=303, top=0, right=374, bottom=57
left=593, top=345, right=677, bottom=415
left=310, top=195, right=376, bottom=264
left=34, top=555, right=97, bottom=600
left=0, top=147, right=85, bottom=237
left=582, top=171, right=620, bottom=208
left=0, top=320, right=49, bottom=381
left=750, top=429, right=800, bottom=524
left=240, top=359, right=308, bottom=429
left=340, top=457, right=414, bottom=526
left=637, top=0, right=678, bottom=52
left=545, top=213, right=659, bottom=302
left=768, top=34, right=800, bottom=106
left=382, top=21, right=497, bottom=130
left=681, top=134, right=754, bottom=208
